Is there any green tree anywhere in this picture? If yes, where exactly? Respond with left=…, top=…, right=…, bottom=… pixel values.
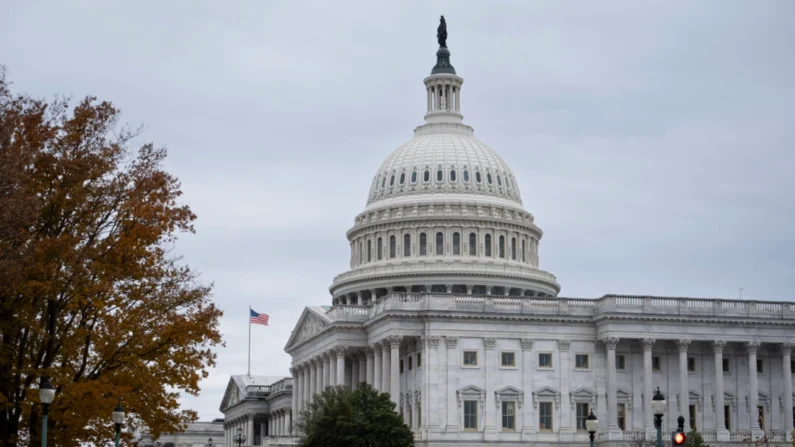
left=686, top=429, right=710, bottom=447
left=297, top=384, right=414, bottom=447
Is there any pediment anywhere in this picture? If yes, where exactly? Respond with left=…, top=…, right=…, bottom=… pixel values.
left=458, top=385, right=486, bottom=395
left=534, top=386, right=561, bottom=397
left=571, top=387, right=598, bottom=400
left=219, top=377, right=242, bottom=412
left=284, top=307, right=331, bottom=351
left=496, top=385, right=523, bottom=396
left=616, top=388, right=632, bottom=398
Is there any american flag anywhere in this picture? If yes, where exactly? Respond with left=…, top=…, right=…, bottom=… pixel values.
left=250, top=309, right=269, bottom=326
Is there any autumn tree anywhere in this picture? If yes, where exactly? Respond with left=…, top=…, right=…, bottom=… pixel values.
left=297, top=384, right=414, bottom=447
left=0, top=67, right=222, bottom=447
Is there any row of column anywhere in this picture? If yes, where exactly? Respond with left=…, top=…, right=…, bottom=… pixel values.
left=292, top=336, right=406, bottom=424
left=268, top=409, right=291, bottom=437
left=335, top=284, right=549, bottom=305
left=426, top=81, right=460, bottom=113
left=224, top=416, right=254, bottom=447
left=603, top=338, right=794, bottom=441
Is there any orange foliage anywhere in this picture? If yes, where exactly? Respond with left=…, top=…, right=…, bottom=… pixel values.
left=0, top=67, right=223, bottom=447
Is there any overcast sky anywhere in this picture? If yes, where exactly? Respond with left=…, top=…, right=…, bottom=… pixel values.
left=2, top=0, right=794, bottom=422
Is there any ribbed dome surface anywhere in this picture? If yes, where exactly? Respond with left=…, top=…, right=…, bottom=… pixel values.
left=366, top=132, right=522, bottom=207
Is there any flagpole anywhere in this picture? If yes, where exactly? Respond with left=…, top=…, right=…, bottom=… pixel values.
left=248, top=305, right=251, bottom=377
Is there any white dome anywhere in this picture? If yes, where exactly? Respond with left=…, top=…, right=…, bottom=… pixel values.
left=366, top=126, right=523, bottom=210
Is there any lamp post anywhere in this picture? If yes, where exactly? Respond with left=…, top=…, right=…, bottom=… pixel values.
left=233, top=427, right=247, bottom=447
left=38, top=377, right=56, bottom=447
left=205, top=437, right=214, bottom=447
left=585, top=409, right=598, bottom=447
left=652, top=387, right=668, bottom=447
left=111, top=402, right=125, bottom=447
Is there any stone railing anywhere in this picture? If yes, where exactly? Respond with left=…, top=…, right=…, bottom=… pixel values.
left=327, top=293, right=795, bottom=324
left=264, top=435, right=299, bottom=446
left=331, top=260, right=559, bottom=285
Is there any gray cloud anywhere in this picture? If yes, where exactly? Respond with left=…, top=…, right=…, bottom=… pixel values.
left=2, top=0, right=793, bottom=421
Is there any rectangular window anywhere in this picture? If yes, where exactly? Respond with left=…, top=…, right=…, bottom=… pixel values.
left=501, top=352, right=516, bottom=367
left=689, top=404, right=697, bottom=431
left=616, top=355, right=626, bottom=370
left=538, top=353, right=553, bottom=369
left=463, top=351, right=478, bottom=366
left=652, top=356, right=661, bottom=372
left=576, top=403, right=590, bottom=431
left=617, top=403, right=626, bottom=430
left=539, top=402, right=553, bottom=431
left=724, top=405, right=731, bottom=431
left=757, top=359, right=764, bottom=374
left=687, top=357, right=696, bottom=372
left=722, top=358, right=730, bottom=374
left=502, top=401, right=516, bottom=431
left=575, top=354, right=590, bottom=369
left=758, top=406, right=765, bottom=430
left=417, top=353, right=421, bottom=367
left=464, top=400, right=478, bottom=431
left=400, top=359, right=404, bottom=374
left=408, top=357, right=413, bottom=371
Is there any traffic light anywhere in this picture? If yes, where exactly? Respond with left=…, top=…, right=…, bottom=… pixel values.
left=672, top=415, right=687, bottom=445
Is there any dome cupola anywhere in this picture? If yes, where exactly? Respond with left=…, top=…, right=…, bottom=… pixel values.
left=330, top=17, right=560, bottom=305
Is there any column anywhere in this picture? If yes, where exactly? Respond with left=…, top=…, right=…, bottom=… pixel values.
left=382, top=341, right=391, bottom=392
left=374, top=344, right=383, bottom=392
left=521, top=339, right=534, bottom=437
left=366, top=347, right=375, bottom=386
left=309, top=360, right=317, bottom=402
left=604, top=337, right=622, bottom=439
left=287, top=410, right=292, bottom=436
left=324, top=353, right=331, bottom=389
left=302, top=364, right=310, bottom=412
left=446, top=336, right=459, bottom=430
left=359, top=355, right=367, bottom=386
left=247, top=416, right=254, bottom=446
left=641, top=338, right=656, bottom=436
left=426, top=336, right=441, bottom=430
left=290, top=367, right=298, bottom=427
left=336, top=346, right=346, bottom=385
left=711, top=340, right=728, bottom=439
left=351, top=354, right=360, bottom=390
left=484, top=338, right=498, bottom=439
left=390, top=335, right=402, bottom=407
left=558, top=339, right=572, bottom=435
left=318, top=358, right=325, bottom=394
left=747, top=341, right=762, bottom=434
left=329, top=351, right=337, bottom=388
left=783, top=343, right=794, bottom=440
left=677, top=339, right=691, bottom=431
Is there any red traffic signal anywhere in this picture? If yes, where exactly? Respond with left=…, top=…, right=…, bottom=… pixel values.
left=672, top=431, right=687, bottom=445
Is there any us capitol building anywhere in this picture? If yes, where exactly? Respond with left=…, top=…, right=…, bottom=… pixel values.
left=208, top=20, right=795, bottom=447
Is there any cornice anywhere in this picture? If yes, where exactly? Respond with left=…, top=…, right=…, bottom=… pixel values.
left=593, top=314, right=795, bottom=327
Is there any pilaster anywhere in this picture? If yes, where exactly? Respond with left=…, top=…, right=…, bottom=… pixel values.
left=446, top=336, right=459, bottom=431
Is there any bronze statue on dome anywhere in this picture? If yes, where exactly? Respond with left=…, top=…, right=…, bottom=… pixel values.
left=437, top=15, right=448, bottom=48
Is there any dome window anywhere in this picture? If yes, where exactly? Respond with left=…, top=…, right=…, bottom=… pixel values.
left=436, top=170, right=443, bottom=182
left=367, top=239, right=372, bottom=262
left=499, top=236, right=505, bottom=258
left=419, top=233, right=427, bottom=256
left=469, top=233, right=477, bottom=255
left=377, top=237, right=383, bottom=260
left=450, top=170, right=457, bottom=181
left=511, top=237, right=517, bottom=260
left=389, top=235, right=396, bottom=259
left=522, top=239, right=526, bottom=262
left=475, top=172, right=482, bottom=183
left=399, top=173, right=405, bottom=184
left=487, top=173, right=493, bottom=184
left=411, top=171, right=418, bottom=183
left=424, top=170, right=430, bottom=182
left=390, top=175, right=395, bottom=186
left=381, top=176, right=386, bottom=188
left=463, top=170, right=470, bottom=182
left=403, top=234, right=411, bottom=257
left=497, top=175, right=502, bottom=186
left=435, top=232, right=444, bottom=255
left=453, top=232, right=461, bottom=255
left=485, top=234, right=492, bottom=257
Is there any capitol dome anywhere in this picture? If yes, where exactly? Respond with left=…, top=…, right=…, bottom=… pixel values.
left=329, top=37, right=560, bottom=304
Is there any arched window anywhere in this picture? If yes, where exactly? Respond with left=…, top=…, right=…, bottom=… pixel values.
left=435, top=232, right=444, bottom=255
left=436, top=170, right=443, bottom=182
left=452, top=232, right=461, bottom=255
left=521, top=239, right=526, bottom=262
left=450, top=170, right=457, bottom=181
left=499, top=235, right=505, bottom=258
left=424, top=170, right=430, bottom=182
left=367, top=239, right=372, bottom=262
left=487, top=173, right=493, bottom=184
left=378, top=237, right=383, bottom=260
left=399, top=173, right=405, bottom=184
left=469, top=233, right=477, bottom=255
left=389, top=235, right=396, bottom=258
left=411, top=171, right=418, bottom=183
left=381, top=176, right=386, bottom=187
left=485, top=234, right=492, bottom=257
left=511, top=237, right=517, bottom=260
left=404, top=234, right=411, bottom=257
left=463, top=170, right=470, bottom=182
left=420, top=233, right=427, bottom=256
left=476, top=172, right=482, bottom=183
left=390, top=175, right=395, bottom=186
left=497, top=175, right=502, bottom=186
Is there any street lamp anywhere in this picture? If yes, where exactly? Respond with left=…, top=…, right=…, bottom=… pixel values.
left=111, top=402, right=125, bottom=447
left=205, top=437, right=214, bottom=447
left=652, top=387, right=668, bottom=447
left=38, top=377, right=56, bottom=447
left=585, top=409, right=598, bottom=447
left=233, top=427, right=247, bottom=447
